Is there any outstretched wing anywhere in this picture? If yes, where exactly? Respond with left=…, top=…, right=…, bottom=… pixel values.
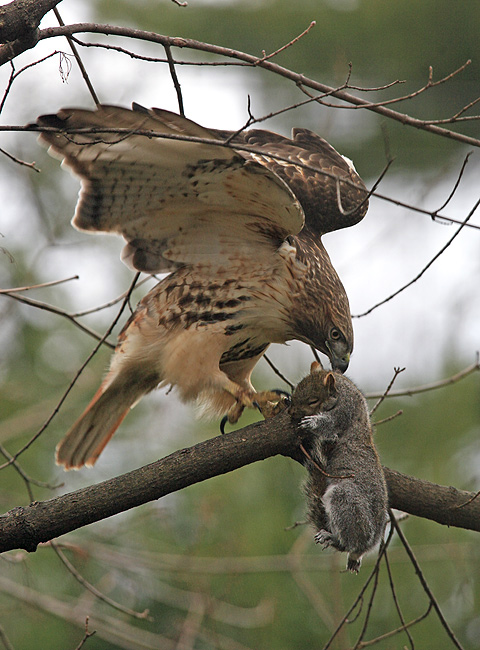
left=36, top=104, right=304, bottom=273
left=212, top=127, right=369, bottom=236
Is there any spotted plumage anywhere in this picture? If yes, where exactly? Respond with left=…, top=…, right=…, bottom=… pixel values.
left=35, top=103, right=368, bottom=469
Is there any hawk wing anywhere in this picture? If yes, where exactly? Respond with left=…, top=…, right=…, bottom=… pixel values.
left=35, top=104, right=368, bottom=274
left=36, top=104, right=304, bottom=274
left=211, top=126, right=368, bottom=236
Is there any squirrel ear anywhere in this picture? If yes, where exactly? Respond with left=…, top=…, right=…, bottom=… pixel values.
left=324, top=372, right=336, bottom=392
left=310, top=361, right=324, bottom=374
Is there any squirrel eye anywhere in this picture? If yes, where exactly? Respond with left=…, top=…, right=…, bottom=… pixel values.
left=330, top=328, right=341, bottom=340
left=307, top=398, right=321, bottom=407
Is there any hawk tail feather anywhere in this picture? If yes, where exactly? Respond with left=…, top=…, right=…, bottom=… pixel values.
left=56, top=378, right=144, bottom=470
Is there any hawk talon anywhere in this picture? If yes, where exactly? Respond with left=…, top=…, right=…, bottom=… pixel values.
left=220, top=415, right=229, bottom=435
left=271, top=388, right=291, bottom=399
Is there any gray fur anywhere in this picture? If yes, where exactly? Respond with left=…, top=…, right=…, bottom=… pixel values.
left=291, top=366, right=388, bottom=572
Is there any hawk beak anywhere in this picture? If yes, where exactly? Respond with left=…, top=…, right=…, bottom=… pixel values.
left=332, top=353, right=350, bottom=373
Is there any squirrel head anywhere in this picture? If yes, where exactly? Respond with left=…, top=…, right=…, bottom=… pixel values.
left=289, top=362, right=339, bottom=419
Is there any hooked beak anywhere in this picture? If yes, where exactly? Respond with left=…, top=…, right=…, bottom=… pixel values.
left=331, top=353, right=350, bottom=373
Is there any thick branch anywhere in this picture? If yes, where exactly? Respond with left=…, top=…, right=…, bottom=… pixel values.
left=0, top=0, right=61, bottom=44
left=0, top=412, right=478, bottom=554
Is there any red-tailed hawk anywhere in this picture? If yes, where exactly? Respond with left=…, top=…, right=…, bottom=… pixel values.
left=35, top=104, right=368, bottom=469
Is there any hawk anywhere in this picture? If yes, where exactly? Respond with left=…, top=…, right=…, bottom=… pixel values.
left=35, top=104, right=368, bottom=469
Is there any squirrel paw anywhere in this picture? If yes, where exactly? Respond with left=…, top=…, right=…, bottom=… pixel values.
left=314, top=529, right=336, bottom=549
left=299, top=414, right=326, bottom=431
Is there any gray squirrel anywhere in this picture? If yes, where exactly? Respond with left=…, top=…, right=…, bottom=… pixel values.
left=290, top=362, right=388, bottom=573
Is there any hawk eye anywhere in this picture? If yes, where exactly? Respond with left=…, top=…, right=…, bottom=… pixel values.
left=330, top=327, right=341, bottom=340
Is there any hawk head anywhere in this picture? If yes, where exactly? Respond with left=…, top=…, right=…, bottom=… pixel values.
left=296, top=311, right=352, bottom=373
left=288, top=236, right=353, bottom=373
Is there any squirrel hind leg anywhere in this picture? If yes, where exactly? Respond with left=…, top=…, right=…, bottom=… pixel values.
left=346, top=553, right=362, bottom=574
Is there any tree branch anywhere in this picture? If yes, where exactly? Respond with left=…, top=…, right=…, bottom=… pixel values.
left=1, top=23, right=478, bottom=148
left=1, top=411, right=478, bottom=554
left=0, top=0, right=61, bottom=44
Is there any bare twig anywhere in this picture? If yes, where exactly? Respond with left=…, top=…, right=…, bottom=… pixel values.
left=2, top=24, right=478, bottom=147
left=322, top=528, right=393, bottom=650
left=53, top=7, right=99, bottom=105
left=262, top=353, right=294, bottom=389
left=365, top=354, right=480, bottom=400
left=383, top=549, right=415, bottom=650
left=373, top=410, right=403, bottom=427
left=354, top=604, right=433, bottom=649
left=74, top=618, right=96, bottom=650
left=431, top=151, right=473, bottom=217
left=0, top=146, right=40, bottom=171
left=370, top=367, right=405, bottom=416
left=300, top=443, right=354, bottom=480
left=2, top=291, right=116, bottom=348
left=0, top=625, right=15, bottom=650
left=389, top=512, right=465, bottom=650
left=255, top=21, right=316, bottom=63
left=355, top=197, right=480, bottom=317
left=164, top=44, right=184, bottom=116
left=0, top=51, right=61, bottom=114
left=455, top=489, right=480, bottom=510
left=0, top=275, right=79, bottom=293
left=0, top=273, right=140, bottom=470
left=0, top=444, right=61, bottom=503
left=51, top=541, right=152, bottom=620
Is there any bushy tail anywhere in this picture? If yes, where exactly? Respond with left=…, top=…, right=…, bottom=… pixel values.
left=56, top=377, right=145, bottom=470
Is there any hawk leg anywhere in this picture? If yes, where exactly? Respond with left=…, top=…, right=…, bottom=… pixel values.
left=223, top=386, right=290, bottom=424
left=254, top=389, right=291, bottom=419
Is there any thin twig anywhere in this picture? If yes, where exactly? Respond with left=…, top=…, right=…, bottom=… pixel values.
left=383, top=548, right=415, bottom=650
left=53, top=8, right=99, bottom=105
left=0, top=625, right=15, bottom=650
left=2, top=291, right=116, bottom=348
left=0, top=275, right=79, bottom=294
left=164, top=44, right=184, bottom=116
left=454, top=489, right=480, bottom=510
left=352, top=561, right=382, bottom=650
left=354, top=603, right=433, bottom=649
left=322, top=526, right=393, bottom=650
left=262, top=353, right=294, bottom=389
left=297, top=60, right=476, bottom=114
left=74, top=618, right=96, bottom=650
left=0, top=444, right=62, bottom=502
left=355, top=197, right=480, bottom=317
left=51, top=541, right=152, bottom=620
left=71, top=274, right=153, bottom=317
left=255, top=21, right=316, bottom=63
left=69, top=36, right=248, bottom=66
left=431, top=151, right=472, bottom=217
left=5, top=23, right=476, bottom=148
left=300, top=443, right=354, bottom=480
left=370, top=367, right=405, bottom=416
left=0, top=273, right=140, bottom=470
left=0, top=146, right=40, bottom=171
left=373, top=410, right=403, bottom=427
left=366, top=353, right=480, bottom=399
left=389, top=511, right=465, bottom=650
left=0, top=52, right=61, bottom=114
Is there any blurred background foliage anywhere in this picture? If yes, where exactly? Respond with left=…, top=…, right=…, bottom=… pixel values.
left=0, top=0, right=479, bottom=648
